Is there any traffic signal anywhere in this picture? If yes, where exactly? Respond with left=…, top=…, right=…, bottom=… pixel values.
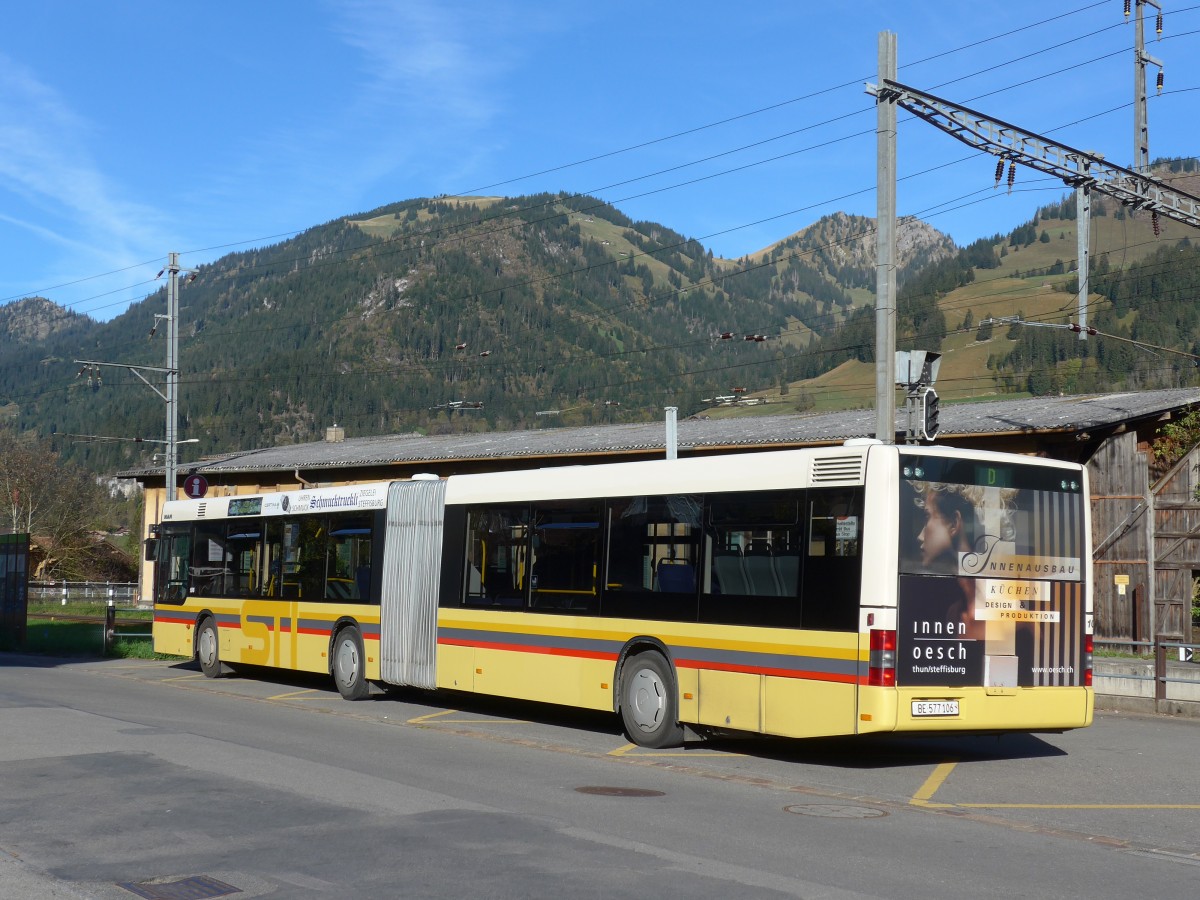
left=920, top=387, right=940, bottom=441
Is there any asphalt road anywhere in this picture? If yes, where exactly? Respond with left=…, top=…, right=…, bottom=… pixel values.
left=1, top=653, right=1197, bottom=899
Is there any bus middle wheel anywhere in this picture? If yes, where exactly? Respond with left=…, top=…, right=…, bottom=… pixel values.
left=333, top=626, right=370, bottom=701
left=620, top=651, right=684, bottom=749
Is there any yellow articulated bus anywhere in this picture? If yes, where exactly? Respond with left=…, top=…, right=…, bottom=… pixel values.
left=152, top=443, right=1093, bottom=747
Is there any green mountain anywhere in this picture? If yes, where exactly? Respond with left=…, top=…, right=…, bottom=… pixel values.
left=710, top=157, right=1200, bottom=417
left=3, top=161, right=1197, bottom=475
left=0, top=193, right=952, bottom=473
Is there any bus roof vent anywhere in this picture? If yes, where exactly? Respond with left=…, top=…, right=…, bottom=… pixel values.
left=196, top=502, right=207, bottom=518
left=811, top=454, right=865, bottom=485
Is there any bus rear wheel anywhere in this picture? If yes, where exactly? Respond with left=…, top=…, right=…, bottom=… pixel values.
left=196, top=618, right=222, bottom=679
left=620, top=652, right=684, bottom=749
left=333, top=626, right=370, bottom=701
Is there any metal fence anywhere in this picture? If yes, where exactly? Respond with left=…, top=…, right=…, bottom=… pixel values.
left=28, top=581, right=141, bottom=608
left=1094, top=637, right=1200, bottom=704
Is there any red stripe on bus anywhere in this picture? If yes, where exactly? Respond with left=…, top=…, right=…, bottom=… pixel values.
left=437, top=637, right=860, bottom=683
left=153, top=615, right=192, bottom=626
left=676, top=657, right=866, bottom=685
left=438, top=636, right=617, bottom=661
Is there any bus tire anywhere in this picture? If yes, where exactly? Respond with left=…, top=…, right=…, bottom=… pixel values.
left=196, top=618, right=223, bottom=679
left=333, top=626, right=370, bottom=701
left=620, top=651, right=684, bottom=749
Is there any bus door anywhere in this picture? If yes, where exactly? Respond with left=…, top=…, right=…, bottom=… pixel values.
left=380, top=479, right=447, bottom=689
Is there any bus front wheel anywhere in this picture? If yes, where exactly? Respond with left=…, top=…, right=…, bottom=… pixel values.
left=620, top=652, right=684, bottom=749
left=333, top=626, right=370, bottom=701
left=197, top=619, right=222, bottom=679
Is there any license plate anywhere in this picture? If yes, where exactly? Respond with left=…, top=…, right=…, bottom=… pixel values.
left=912, top=700, right=959, bottom=717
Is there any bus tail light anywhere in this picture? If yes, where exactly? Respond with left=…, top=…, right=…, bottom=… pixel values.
left=1083, top=634, right=1093, bottom=687
left=869, top=629, right=896, bottom=687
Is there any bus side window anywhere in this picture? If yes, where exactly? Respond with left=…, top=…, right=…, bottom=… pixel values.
left=191, top=524, right=230, bottom=597
left=801, top=488, right=863, bottom=631
left=327, top=515, right=373, bottom=602
left=464, top=507, right=529, bottom=608
left=261, top=520, right=284, bottom=598
left=225, top=526, right=263, bottom=599
left=600, top=495, right=700, bottom=622
left=530, top=501, right=601, bottom=614
left=700, top=492, right=803, bottom=627
left=158, top=528, right=192, bottom=604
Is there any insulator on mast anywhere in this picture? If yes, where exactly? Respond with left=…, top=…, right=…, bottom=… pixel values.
left=1124, top=0, right=1131, bottom=18
left=993, top=158, right=1005, bottom=187
left=1156, top=12, right=1163, bottom=35
left=1152, top=211, right=1161, bottom=236
left=1006, top=160, right=1016, bottom=195
left=1157, top=70, right=1164, bottom=93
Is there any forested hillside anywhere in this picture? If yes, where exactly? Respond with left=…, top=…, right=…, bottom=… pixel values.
left=719, top=157, right=1200, bottom=416
left=3, top=159, right=1198, bottom=473
left=0, top=193, right=950, bottom=473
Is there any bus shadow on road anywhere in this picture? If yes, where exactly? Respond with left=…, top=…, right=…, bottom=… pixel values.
left=701, top=731, right=1069, bottom=769
left=158, top=660, right=1073, bottom=767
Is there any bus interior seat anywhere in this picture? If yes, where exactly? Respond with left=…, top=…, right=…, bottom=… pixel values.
left=713, top=547, right=752, bottom=595
left=773, top=552, right=801, bottom=594
left=656, top=559, right=696, bottom=593
left=355, top=565, right=372, bottom=601
left=744, top=544, right=782, bottom=596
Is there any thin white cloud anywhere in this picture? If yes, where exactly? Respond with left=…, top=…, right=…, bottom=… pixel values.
left=0, top=53, right=165, bottom=274
left=331, top=0, right=520, bottom=127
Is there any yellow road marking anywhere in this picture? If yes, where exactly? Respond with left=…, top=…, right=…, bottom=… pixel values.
left=267, top=689, right=325, bottom=701
left=910, top=761, right=1200, bottom=810
left=98, top=663, right=163, bottom=669
left=406, top=709, right=530, bottom=725
left=162, top=674, right=206, bottom=683
left=407, top=709, right=459, bottom=724
left=911, top=761, right=958, bottom=807
left=608, top=743, right=742, bottom=758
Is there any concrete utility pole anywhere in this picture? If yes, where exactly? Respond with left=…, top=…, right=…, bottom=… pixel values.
left=873, top=31, right=898, bottom=444
left=1076, top=171, right=1091, bottom=341
left=164, top=253, right=180, bottom=501
left=1131, top=0, right=1165, bottom=175
left=74, top=252, right=189, bottom=500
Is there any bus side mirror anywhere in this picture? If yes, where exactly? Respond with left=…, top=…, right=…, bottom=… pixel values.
left=143, top=538, right=159, bottom=562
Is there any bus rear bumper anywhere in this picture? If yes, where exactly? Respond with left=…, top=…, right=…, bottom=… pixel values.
left=858, top=686, right=1094, bottom=734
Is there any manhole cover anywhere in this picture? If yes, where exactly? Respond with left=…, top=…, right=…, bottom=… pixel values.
left=575, top=786, right=665, bottom=797
left=118, top=875, right=241, bottom=899
left=784, top=804, right=887, bottom=819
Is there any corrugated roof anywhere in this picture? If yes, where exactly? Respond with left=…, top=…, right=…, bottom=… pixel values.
left=118, top=387, right=1199, bottom=478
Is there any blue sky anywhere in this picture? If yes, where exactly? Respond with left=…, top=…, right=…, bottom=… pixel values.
left=2, top=1, right=1198, bottom=320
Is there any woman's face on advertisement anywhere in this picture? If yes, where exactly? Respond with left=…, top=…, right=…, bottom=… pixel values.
left=919, top=492, right=960, bottom=565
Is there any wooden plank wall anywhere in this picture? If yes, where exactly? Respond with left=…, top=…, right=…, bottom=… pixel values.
left=1152, top=445, right=1200, bottom=642
left=1088, top=432, right=1152, bottom=642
